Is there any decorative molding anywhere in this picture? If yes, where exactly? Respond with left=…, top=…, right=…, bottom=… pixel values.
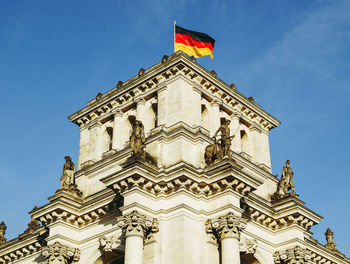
left=274, top=246, right=311, bottom=264
left=99, top=235, right=121, bottom=253
left=207, top=212, right=247, bottom=241
left=112, top=174, right=253, bottom=197
left=117, top=210, right=159, bottom=240
left=42, top=242, right=80, bottom=264
left=0, top=241, right=41, bottom=264
left=239, top=238, right=257, bottom=254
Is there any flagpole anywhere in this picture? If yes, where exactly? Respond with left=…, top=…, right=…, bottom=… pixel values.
left=174, top=20, right=176, bottom=53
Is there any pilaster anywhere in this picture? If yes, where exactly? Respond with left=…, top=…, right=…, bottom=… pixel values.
left=112, top=108, right=124, bottom=151
left=210, top=99, right=222, bottom=137
left=230, top=111, right=241, bottom=153
left=88, top=120, right=103, bottom=161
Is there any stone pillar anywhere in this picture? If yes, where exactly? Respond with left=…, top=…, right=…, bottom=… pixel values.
left=230, top=111, right=241, bottom=154
left=249, top=123, right=262, bottom=164
left=135, top=97, right=146, bottom=121
left=209, top=212, right=246, bottom=264
left=205, top=220, right=219, bottom=264
left=112, top=108, right=124, bottom=151
left=157, top=82, right=168, bottom=127
left=210, top=99, right=222, bottom=137
left=192, top=83, right=202, bottom=127
left=77, top=126, right=90, bottom=169
left=118, top=211, right=159, bottom=264
left=260, top=130, right=271, bottom=171
left=89, top=120, right=103, bottom=161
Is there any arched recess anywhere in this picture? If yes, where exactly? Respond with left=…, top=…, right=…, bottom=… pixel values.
left=240, top=130, right=251, bottom=156
left=102, top=127, right=113, bottom=153
left=201, top=104, right=210, bottom=130
left=241, top=253, right=261, bottom=264
left=93, top=252, right=124, bottom=264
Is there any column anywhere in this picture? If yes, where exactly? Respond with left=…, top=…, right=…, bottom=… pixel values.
left=260, top=129, right=271, bottom=170
left=230, top=111, right=241, bottom=154
left=88, top=120, right=102, bottom=161
left=210, top=212, right=246, bottom=264
left=135, top=97, right=150, bottom=134
left=249, top=123, right=262, bottom=164
left=192, top=83, right=202, bottom=127
left=77, top=126, right=90, bottom=169
left=210, top=99, right=222, bottom=137
left=118, top=211, right=159, bottom=264
left=205, top=220, right=220, bottom=264
left=112, top=108, right=124, bottom=151
left=157, top=82, right=167, bottom=127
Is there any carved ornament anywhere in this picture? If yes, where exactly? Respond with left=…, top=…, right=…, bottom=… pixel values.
left=239, top=238, right=257, bottom=254
left=274, top=246, right=311, bottom=264
left=117, top=210, right=159, bottom=239
left=207, top=212, right=247, bottom=241
left=42, top=242, right=80, bottom=264
left=99, top=235, right=121, bottom=253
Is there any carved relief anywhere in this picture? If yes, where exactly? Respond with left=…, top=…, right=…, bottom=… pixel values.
left=272, top=160, right=297, bottom=202
left=274, top=246, right=311, bottom=264
left=42, top=242, right=80, bottom=264
left=117, top=210, right=159, bottom=240
left=99, top=235, right=121, bottom=253
left=239, top=238, right=257, bottom=254
left=207, top=212, right=247, bottom=241
left=0, top=221, right=6, bottom=245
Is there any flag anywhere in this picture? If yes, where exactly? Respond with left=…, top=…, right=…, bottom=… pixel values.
left=175, top=25, right=215, bottom=59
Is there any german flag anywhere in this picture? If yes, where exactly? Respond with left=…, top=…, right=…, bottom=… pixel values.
left=175, top=25, right=215, bottom=59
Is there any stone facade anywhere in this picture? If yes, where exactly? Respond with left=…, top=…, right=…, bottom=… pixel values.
left=0, top=51, right=348, bottom=264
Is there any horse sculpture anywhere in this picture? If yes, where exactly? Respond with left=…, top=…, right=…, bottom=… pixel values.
left=204, top=139, right=223, bottom=166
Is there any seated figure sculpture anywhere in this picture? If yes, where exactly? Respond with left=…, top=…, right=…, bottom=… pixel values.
left=205, top=118, right=235, bottom=165
left=271, top=160, right=297, bottom=201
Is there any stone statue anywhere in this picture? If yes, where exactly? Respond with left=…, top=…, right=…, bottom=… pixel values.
left=213, top=118, right=234, bottom=157
left=130, top=120, right=146, bottom=155
left=0, top=221, right=6, bottom=245
left=60, top=156, right=76, bottom=190
left=325, top=228, right=338, bottom=251
left=205, top=118, right=235, bottom=165
left=128, top=119, right=156, bottom=165
left=272, top=160, right=297, bottom=201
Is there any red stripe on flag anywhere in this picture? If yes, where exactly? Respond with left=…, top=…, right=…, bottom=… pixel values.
left=175, top=33, right=214, bottom=52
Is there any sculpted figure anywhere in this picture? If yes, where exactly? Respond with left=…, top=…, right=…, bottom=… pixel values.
left=325, top=228, right=338, bottom=251
left=60, top=156, right=75, bottom=190
left=130, top=120, right=145, bottom=155
left=272, top=160, right=297, bottom=201
left=0, top=221, right=6, bottom=244
left=213, top=118, right=234, bottom=157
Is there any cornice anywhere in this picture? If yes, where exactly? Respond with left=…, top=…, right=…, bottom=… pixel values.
left=68, top=51, right=280, bottom=132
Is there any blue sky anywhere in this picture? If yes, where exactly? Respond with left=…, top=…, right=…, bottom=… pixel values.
left=0, top=0, right=349, bottom=255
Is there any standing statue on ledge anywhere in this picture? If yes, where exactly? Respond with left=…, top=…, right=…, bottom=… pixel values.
left=325, top=228, right=338, bottom=251
left=213, top=118, right=234, bottom=157
left=272, top=160, right=297, bottom=201
left=128, top=119, right=156, bottom=165
left=130, top=120, right=146, bottom=155
left=60, top=156, right=76, bottom=190
left=0, top=221, right=6, bottom=245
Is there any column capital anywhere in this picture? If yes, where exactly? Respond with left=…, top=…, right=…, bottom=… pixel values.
left=112, top=108, right=123, bottom=117
left=117, top=210, right=159, bottom=239
left=231, top=110, right=242, bottom=119
left=211, top=98, right=222, bottom=107
left=273, top=246, right=311, bottom=264
left=192, top=82, right=202, bottom=95
left=157, top=82, right=168, bottom=93
left=89, top=119, right=102, bottom=129
left=42, top=241, right=80, bottom=264
left=249, top=122, right=262, bottom=133
left=209, top=212, right=247, bottom=240
left=134, top=96, right=146, bottom=105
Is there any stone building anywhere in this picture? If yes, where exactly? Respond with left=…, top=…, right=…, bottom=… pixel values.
left=0, top=51, right=348, bottom=264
